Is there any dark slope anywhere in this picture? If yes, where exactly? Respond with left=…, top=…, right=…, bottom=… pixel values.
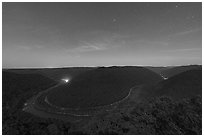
left=4, top=67, right=95, bottom=81
left=38, top=67, right=94, bottom=81
left=152, top=69, right=202, bottom=100
left=161, top=65, right=201, bottom=78
left=145, top=66, right=173, bottom=75
left=2, top=72, right=67, bottom=135
left=2, top=71, right=57, bottom=107
left=48, top=66, right=162, bottom=108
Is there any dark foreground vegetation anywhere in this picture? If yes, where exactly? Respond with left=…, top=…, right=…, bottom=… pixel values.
left=80, top=95, right=202, bottom=135
left=2, top=65, right=202, bottom=135
left=3, top=95, right=202, bottom=135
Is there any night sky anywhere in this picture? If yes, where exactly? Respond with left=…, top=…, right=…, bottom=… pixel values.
left=2, top=2, right=202, bottom=68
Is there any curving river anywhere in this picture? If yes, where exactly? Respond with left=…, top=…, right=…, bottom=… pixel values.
left=23, top=81, right=141, bottom=119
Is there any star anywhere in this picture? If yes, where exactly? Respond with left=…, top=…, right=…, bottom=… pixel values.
left=112, top=18, right=117, bottom=22
left=175, top=5, right=179, bottom=8
left=186, top=15, right=195, bottom=20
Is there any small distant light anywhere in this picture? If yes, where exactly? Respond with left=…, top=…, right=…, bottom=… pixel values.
left=164, top=77, right=168, bottom=80
left=62, top=79, right=69, bottom=83
left=65, top=79, right=69, bottom=82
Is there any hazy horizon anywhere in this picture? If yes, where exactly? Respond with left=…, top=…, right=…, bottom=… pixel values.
left=2, top=64, right=202, bottom=69
left=3, top=2, right=202, bottom=68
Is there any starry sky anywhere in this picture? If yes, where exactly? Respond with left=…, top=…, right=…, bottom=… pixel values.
left=2, top=2, right=202, bottom=68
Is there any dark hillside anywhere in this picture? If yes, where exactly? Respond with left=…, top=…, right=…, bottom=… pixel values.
left=2, top=71, right=57, bottom=107
left=152, top=69, right=202, bottom=100
left=2, top=67, right=202, bottom=135
left=2, top=71, right=60, bottom=134
left=48, top=66, right=162, bottom=108
left=145, top=66, right=172, bottom=74
left=38, top=67, right=94, bottom=81
left=4, top=67, right=95, bottom=81
left=161, top=65, right=201, bottom=78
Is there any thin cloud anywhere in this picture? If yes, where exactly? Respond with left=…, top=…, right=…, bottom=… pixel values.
left=168, top=28, right=201, bottom=37
left=160, top=47, right=201, bottom=52
left=66, top=42, right=110, bottom=53
left=16, top=45, right=31, bottom=50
